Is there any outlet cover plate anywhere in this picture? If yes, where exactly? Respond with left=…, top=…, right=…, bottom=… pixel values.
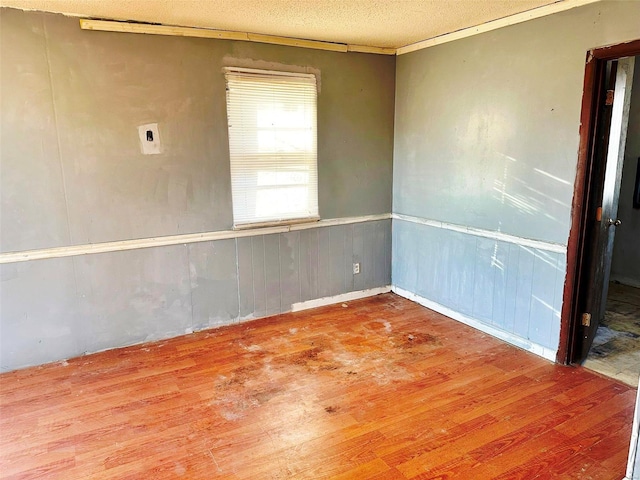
left=138, top=123, right=162, bottom=155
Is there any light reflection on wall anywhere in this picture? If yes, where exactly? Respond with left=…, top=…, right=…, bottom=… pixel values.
left=489, top=152, right=572, bottom=236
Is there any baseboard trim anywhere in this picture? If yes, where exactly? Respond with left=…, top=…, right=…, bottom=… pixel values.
left=291, top=286, right=392, bottom=312
left=392, top=285, right=557, bottom=362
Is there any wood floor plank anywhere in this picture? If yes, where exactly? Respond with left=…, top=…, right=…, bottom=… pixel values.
left=450, top=429, right=572, bottom=479
left=328, top=458, right=391, bottom=480
left=553, top=386, right=635, bottom=437
left=0, top=293, right=635, bottom=479
left=576, top=405, right=637, bottom=462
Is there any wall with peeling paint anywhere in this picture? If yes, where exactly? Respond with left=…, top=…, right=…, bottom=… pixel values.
left=611, top=59, right=640, bottom=288
left=0, top=8, right=394, bottom=371
left=393, top=1, right=640, bottom=356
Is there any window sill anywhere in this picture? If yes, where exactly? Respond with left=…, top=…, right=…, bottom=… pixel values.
left=233, top=217, right=321, bottom=231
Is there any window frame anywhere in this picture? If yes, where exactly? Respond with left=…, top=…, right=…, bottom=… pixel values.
left=224, top=66, right=320, bottom=230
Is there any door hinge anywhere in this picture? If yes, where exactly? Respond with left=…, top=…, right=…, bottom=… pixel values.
left=605, top=89, right=614, bottom=106
left=582, top=312, right=592, bottom=327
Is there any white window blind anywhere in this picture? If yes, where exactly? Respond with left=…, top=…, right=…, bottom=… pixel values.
left=225, top=67, right=319, bottom=228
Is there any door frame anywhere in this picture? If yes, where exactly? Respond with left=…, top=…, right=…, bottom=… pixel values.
left=556, top=39, right=640, bottom=365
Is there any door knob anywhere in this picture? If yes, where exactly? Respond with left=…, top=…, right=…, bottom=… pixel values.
left=608, top=218, right=622, bottom=226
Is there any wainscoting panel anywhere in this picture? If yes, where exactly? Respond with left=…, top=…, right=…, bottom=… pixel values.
left=236, top=220, right=391, bottom=322
left=73, top=245, right=193, bottom=355
left=392, top=218, right=565, bottom=352
left=0, top=257, right=81, bottom=370
left=188, top=239, right=239, bottom=330
left=0, top=218, right=393, bottom=372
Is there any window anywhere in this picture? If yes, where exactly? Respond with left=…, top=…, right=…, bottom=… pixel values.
left=225, top=67, right=319, bottom=228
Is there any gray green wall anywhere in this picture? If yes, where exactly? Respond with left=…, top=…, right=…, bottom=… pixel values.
left=611, top=60, right=640, bottom=288
left=392, top=1, right=640, bottom=355
left=3, top=1, right=640, bottom=372
left=1, top=8, right=394, bottom=250
left=0, top=8, right=394, bottom=371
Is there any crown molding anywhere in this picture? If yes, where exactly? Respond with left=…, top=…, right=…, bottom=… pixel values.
left=396, top=0, right=601, bottom=55
left=79, top=19, right=396, bottom=55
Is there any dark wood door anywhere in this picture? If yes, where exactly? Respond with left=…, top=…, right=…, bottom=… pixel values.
left=573, top=57, right=635, bottom=363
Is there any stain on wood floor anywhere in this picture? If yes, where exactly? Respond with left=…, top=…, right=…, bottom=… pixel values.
left=0, top=293, right=635, bottom=479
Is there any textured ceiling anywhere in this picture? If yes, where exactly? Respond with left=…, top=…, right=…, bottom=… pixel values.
left=1, top=0, right=565, bottom=48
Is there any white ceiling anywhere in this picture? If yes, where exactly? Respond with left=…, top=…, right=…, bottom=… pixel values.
left=1, top=0, right=571, bottom=49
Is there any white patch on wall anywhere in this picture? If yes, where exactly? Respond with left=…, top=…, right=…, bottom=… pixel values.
left=138, top=123, right=162, bottom=155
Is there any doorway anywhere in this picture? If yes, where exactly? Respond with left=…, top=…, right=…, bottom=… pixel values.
left=578, top=55, right=640, bottom=387
left=583, top=280, right=640, bottom=386
left=558, top=42, right=640, bottom=480
left=558, top=41, right=640, bottom=369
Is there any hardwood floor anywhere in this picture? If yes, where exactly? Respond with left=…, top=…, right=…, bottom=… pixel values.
left=0, top=293, right=635, bottom=479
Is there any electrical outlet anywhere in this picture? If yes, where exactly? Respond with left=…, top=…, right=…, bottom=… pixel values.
left=353, top=263, right=360, bottom=275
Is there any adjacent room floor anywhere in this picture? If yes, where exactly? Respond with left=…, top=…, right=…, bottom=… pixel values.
left=0, top=293, right=635, bottom=479
left=584, top=282, right=640, bottom=387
